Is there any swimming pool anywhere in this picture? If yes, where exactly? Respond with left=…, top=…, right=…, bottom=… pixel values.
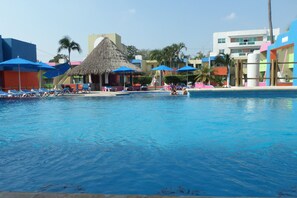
left=1, top=92, right=297, bottom=197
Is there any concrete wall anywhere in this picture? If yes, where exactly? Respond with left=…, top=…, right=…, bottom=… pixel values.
left=2, top=71, right=39, bottom=90
left=2, top=38, right=36, bottom=61
left=88, top=33, right=126, bottom=54
left=266, top=19, right=297, bottom=86
left=212, top=28, right=280, bottom=60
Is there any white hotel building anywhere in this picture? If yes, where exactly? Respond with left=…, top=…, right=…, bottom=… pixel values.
left=212, top=28, right=280, bottom=60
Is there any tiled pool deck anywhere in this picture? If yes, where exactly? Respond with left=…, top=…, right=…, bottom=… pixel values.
left=0, top=193, right=274, bottom=198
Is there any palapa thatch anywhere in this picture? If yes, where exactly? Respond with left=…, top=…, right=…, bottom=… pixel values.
left=68, top=38, right=141, bottom=76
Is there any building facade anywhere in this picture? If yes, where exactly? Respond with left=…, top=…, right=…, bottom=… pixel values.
left=212, top=28, right=280, bottom=60
left=88, top=33, right=127, bottom=55
left=0, top=35, right=38, bottom=90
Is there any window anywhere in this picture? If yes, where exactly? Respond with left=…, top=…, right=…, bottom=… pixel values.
left=219, top=49, right=225, bottom=54
left=267, top=35, right=275, bottom=41
left=218, top=38, right=226, bottom=43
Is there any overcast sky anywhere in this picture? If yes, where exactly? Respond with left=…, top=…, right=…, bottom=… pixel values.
left=0, top=0, right=296, bottom=62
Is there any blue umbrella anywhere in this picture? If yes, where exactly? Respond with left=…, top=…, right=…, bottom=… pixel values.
left=44, top=62, right=70, bottom=78
left=113, top=66, right=136, bottom=90
left=152, top=65, right=173, bottom=71
left=177, top=65, right=197, bottom=86
left=0, top=57, right=39, bottom=90
left=177, top=65, right=197, bottom=72
left=113, top=66, right=135, bottom=73
left=152, top=65, right=173, bottom=85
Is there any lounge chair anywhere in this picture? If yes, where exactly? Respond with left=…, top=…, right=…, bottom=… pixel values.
left=140, top=85, right=148, bottom=91
left=8, top=90, right=27, bottom=97
left=0, top=90, right=9, bottom=98
left=195, top=82, right=214, bottom=89
left=22, top=89, right=37, bottom=97
left=104, top=86, right=117, bottom=92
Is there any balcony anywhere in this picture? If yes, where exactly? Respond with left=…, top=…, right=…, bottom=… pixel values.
left=228, top=41, right=262, bottom=48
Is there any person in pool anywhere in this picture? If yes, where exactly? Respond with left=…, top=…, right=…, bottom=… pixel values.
left=170, top=87, right=178, bottom=95
left=182, top=87, right=188, bottom=95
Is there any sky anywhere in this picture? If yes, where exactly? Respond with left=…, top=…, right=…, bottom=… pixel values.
left=0, top=0, right=297, bottom=62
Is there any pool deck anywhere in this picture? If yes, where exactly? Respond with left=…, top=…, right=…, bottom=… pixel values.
left=0, top=192, right=274, bottom=198
left=63, top=90, right=167, bottom=97
left=65, top=87, right=297, bottom=97
left=188, top=86, right=297, bottom=93
left=20, top=86, right=294, bottom=99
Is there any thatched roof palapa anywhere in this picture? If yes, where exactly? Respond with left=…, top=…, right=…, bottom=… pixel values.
left=68, top=38, right=141, bottom=76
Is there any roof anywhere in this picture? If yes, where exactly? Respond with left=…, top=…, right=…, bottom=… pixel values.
left=202, top=56, right=216, bottom=63
left=44, top=63, right=70, bottom=78
left=259, top=42, right=271, bottom=52
left=68, top=38, right=141, bottom=75
left=213, top=66, right=227, bottom=76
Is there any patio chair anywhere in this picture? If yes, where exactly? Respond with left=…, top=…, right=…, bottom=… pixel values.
left=82, top=83, right=91, bottom=93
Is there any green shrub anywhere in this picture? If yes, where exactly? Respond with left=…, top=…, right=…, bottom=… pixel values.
left=133, top=76, right=152, bottom=85
left=44, top=84, right=54, bottom=89
left=164, top=74, right=197, bottom=84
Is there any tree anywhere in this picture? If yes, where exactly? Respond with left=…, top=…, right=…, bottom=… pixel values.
left=268, top=0, right=274, bottom=44
left=196, top=51, right=206, bottom=59
left=214, top=53, right=234, bottom=87
left=149, top=49, right=165, bottom=64
left=170, top=42, right=187, bottom=67
left=138, top=49, right=151, bottom=60
left=49, top=54, right=68, bottom=63
left=149, top=43, right=187, bottom=67
left=57, top=36, right=82, bottom=64
left=126, top=45, right=138, bottom=60
left=195, top=65, right=214, bottom=84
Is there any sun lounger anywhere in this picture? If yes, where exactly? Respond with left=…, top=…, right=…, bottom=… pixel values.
left=195, top=82, right=214, bottom=89
left=104, top=86, right=117, bottom=92
left=8, top=90, right=27, bottom=97
left=0, top=90, right=9, bottom=98
left=22, top=89, right=37, bottom=97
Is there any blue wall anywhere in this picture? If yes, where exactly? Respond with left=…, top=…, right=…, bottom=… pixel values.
left=266, top=19, right=297, bottom=86
left=0, top=35, right=3, bottom=62
left=2, top=38, right=36, bottom=62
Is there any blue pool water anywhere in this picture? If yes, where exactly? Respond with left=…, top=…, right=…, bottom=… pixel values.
left=1, top=92, right=297, bottom=197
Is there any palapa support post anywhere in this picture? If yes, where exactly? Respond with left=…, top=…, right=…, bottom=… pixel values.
left=99, top=74, right=102, bottom=91
left=235, top=60, right=239, bottom=87
left=239, top=60, right=243, bottom=86
left=271, top=59, right=275, bottom=86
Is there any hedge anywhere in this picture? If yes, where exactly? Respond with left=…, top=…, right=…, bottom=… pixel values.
left=164, top=75, right=197, bottom=84
left=133, top=76, right=152, bottom=85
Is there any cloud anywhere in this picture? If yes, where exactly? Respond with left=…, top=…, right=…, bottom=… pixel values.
left=128, top=8, right=136, bottom=14
left=224, top=12, right=236, bottom=20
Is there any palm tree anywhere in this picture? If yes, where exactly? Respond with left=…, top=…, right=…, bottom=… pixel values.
left=57, top=36, right=82, bottom=65
left=169, top=42, right=187, bottom=68
left=149, top=49, right=165, bottom=64
left=214, top=53, right=234, bottom=87
left=195, top=66, right=214, bottom=84
left=268, top=0, right=274, bottom=44
left=150, top=43, right=186, bottom=67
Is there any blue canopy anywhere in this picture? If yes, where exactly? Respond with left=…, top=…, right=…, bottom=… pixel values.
left=177, top=65, right=197, bottom=72
left=0, top=57, right=39, bottom=71
left=44, top=63, right=70, bottom=78
left=152, top=65, right=173, bottom=71
left=113, top=66, right=135, bottom=73
left=36, top=62, right=55, bottom=71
